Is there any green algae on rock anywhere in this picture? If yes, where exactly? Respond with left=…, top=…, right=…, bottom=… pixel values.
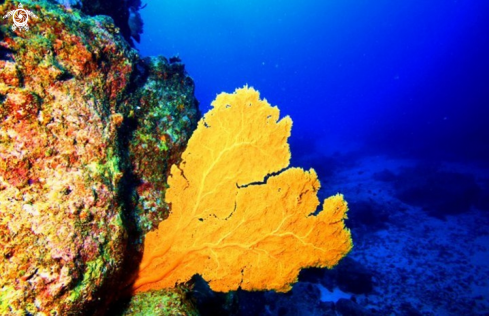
left=129, top=55, right=199, bottom=235
left=0, top=0, right=198, bottom=314
left=114, top=287, right=199, bottom=316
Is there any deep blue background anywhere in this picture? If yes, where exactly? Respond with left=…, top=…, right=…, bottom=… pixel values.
left=136, top=0, right=489, bottom=165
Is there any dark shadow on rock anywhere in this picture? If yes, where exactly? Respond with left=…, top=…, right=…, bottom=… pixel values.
left=193, top=276, right=336, bottom=316
left=335, top=258, right=374, bottom=295
left=299, top=257, right=374, bottom=296
left=192, top=258, right=374, bottom=316
left=336, top=298, right=375, bottom=316
left=390, top=164, right=481, bottom=218
left=399, top=302, right=424, bottom=316
left=190, top=276, right=240, bottom=316
left=259, top=282, right=336, bottom=316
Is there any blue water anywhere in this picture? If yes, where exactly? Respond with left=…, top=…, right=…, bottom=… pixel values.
left=136, top=0, right=489, bottom=165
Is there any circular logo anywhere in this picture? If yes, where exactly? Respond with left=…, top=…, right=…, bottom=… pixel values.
left=13, top=7, right=29, bottom=28
left=3, top=3, right=38, bottom=32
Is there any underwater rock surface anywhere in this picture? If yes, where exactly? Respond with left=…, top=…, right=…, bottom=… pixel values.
left=54, top=0, right=145, bottom=45
left=0, top=0, right=198, bottom=314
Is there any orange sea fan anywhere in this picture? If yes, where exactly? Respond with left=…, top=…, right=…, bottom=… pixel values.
left=131, top=86, right=352, bottom=293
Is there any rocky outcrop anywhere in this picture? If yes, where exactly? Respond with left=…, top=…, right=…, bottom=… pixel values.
left=0, top=0, right=198, bottom=313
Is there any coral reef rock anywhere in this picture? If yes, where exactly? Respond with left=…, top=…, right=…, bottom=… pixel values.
left=55, top=0, right=145, bottom=45
left=0, top=0, right=198, bottom=314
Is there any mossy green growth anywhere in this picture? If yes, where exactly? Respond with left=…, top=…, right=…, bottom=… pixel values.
left=0, top=285, right=20, bottom=314
left=68, top=259, right=105, bottom=303
left=120, top=288, right=199, bottom=316
left=85, top=147, right=122, bottom=187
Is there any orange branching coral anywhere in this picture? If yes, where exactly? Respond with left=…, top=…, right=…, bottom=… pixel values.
left=132, top=86, right=352, bottom=293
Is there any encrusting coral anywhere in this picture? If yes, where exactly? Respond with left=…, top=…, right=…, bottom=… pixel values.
left=131, top=86, right=353, bottom=294
left=0, top=0, right=198, bottom=313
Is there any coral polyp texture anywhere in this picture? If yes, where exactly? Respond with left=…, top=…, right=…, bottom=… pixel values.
left=132, top=86, right=353, bottom=294
left=0, top=0, right=198, bottom=314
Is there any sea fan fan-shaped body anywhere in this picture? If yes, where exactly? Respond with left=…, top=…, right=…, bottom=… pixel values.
left=131, top=86, right=352, bottom=293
